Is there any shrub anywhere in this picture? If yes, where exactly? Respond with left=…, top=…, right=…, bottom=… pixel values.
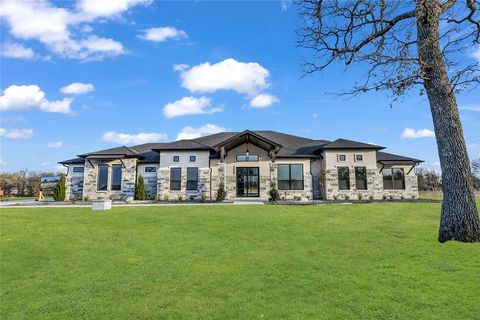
left=135, top=175, right=147, bottom=200
left=71, top=194, right=77, bottom=204
left=389, top=195, right=394, bottom=200
left=333, top=194, right=338, bottom=202
left=53, top=174, right=66, bottom=201
left=357, top=193, right=363, bottom=200
left=400, top=195, right=405, bottom=200
left=382, top=194, right=387, bottom=200
left=163, top=194, right=170, bottom=202
left=154, top=195, right=160, bottom=203
left=216, top=182, right=227, bottom=202
left=345, top=195, right=350, bottom=201
left=200, top=192, right=207, bottom=202
left=109, top=194, right=115, bottom=201
left=412, top=195, right=416, bottom=199
left=178, top=196, right=183, bottom=202
left=84, top=195, right=89, bottom=201
left=268, top=183, right=280, bottom=202
left=368, top=195, right=374, bottom=201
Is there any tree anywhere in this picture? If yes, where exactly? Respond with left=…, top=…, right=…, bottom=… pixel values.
left=53, top=174, right=66, bottom=201
left=297, top=0, right=480, bottom=242
left=216, top=182, right=227, bottom=202
left=135, top=175, right=147, bottom=200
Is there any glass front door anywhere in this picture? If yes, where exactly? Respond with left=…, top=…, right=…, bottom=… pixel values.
left=236, top=167, right=259, bottom=197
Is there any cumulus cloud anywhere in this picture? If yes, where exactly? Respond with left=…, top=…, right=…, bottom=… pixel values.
left=0, top=85, right=72, bottom=113
left=401, top=128, right=435, bottom=139
left=60, top=82, right=94, bottom=95
left=102, top=131, right=168, bottom=145
left=47, top=141, right=64, bottom=148
left=178, top=58, right=271, bottom=96
left=0, top=0, right=146, bottom=60
left=0, top=128, right=34, bottom=139
left=0, top=42, right=35, bottom=59
left=163, top=96, right=222, bottom=119
left=139, top=27, right=188, bottom=42
left=176, top=124, right=226, bottom=141
left=249, top=94, right=279, bottom=108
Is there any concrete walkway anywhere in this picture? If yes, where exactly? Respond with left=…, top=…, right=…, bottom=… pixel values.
left=0, top=201, right=265, bottom=209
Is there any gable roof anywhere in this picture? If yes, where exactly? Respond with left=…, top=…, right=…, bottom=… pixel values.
left=320, top=138, right=385, bottom=150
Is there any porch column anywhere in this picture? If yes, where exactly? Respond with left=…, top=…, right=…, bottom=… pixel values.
left=270, top=162, right=278, bottom=188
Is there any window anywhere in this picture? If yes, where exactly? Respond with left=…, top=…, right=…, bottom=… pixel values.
left=236, top=154, right=259, bottom=162
left=338, top=167, right=350, bottom=190
left=355, top=154, right=363, bottom=161
left=145, top=166, right=156, bottom=173
left=111, top=164, right=122, bottom=191
left=170, top=168, right=181, bottom=190
left=278, top=164, right=304, bottom=190
left=338, top=154, right=346, bottom=161
left=355, top=167, right=367, bottom=190
left=97, top=164, right=108, bottom=191
left=383, top=168, right=405, bottom=190
left=187, top=167, right=198, bottom=190
left=72, top=167, right=84, bottom=173
left=190, top=155, right=196, bottom=162
left=173, top=156, right=180, bottom=162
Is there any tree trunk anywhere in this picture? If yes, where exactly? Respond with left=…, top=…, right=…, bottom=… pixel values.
left=416, top=0, right=480, bottom=242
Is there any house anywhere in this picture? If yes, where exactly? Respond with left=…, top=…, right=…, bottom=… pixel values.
left=59, top=130, right=423, bottom=201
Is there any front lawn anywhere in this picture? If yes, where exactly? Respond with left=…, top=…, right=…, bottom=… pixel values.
left=1, top=203, right=479, bottom=319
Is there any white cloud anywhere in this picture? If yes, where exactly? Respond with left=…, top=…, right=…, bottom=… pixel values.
left=401, top=128, right=435, bottom=139
left=47, top=141, right=64, bottom=148
left=173, top=64, right=190, bottom=71
left=459, top=103, right=480, bottom=112
left=102, top=131, right=168, bottom=145
left=140, top=27, right=188, bottom=42
left=0, top=85, right=72, bottom=113
left=0, top=0, right=146, bottom=60
left=176, top=124, right=226, bottom=141
left=163, top=96, right=222, bottom=119
left=470, top=46, right=480, bottom=62
left=179, top=58, right=271, bottom=96
left=0, top=42, right=35, bottom=59
left=0, top=128, right=34, bottom=139
left=249, top=94, right=279, bottom=108
left=60, top=82, right=94, bottom=95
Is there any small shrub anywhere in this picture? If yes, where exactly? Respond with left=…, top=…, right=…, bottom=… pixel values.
left=71, top=194, right=77, bottom=204
left=200, top=192, right=207, bottom=202
left=268, top=183, right=280, bottom=202
left=357, top=193, right=363, bottom=200
left=52, top=174, right=66, bottom=201
left=389, top=195, right=394, bottom=200
left=382, top=194, right=387, bottom=200
left=400, top=195, right=405, bottom=200
left=135, top=175, right=147, bottom=200
left=109, top=194, right=115, bottom=201
left=119, top=194, right=126, bottom=202
left=163, top=194, right=170, bottom=202
left=368, top=195, right=374, bottom=201
left=216, top=182, right=227, bottom=202
left=84, top=195, right=89, bottom=201
left=178, top=196, right=183, bottom=202
left=412, top=195, right=416, bottom=199
left=153, top=195, right=160, bottom=203
left=345, top=195, right=350, bottom=201
left=333, top=195, right=338, bottom=202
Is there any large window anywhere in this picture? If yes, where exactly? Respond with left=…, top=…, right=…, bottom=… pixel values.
left=97, top=164, right=108, bottom=191
left=187, top=167, right=198, bottom=190
left=236, top=154, right=259, bottom=162
left=111, top=164, right=122, bottom=191
left=338, top=167, right=350, bottom=190
left=278, top=164, right=304, bottom=190
left=383, top=168, right=405, bottom=190
left=355, top=167, right=367, bottom=190
left=170, top=168, right=181, bottom=190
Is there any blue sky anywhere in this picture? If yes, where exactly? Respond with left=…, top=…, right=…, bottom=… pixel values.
left=1, top=0, right=479, bottom=172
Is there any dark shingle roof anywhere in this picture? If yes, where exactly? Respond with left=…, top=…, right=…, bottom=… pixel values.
left=58, top=157, right=84, bottom=165
left=376, top=151, right=423, bottom=163
left=321, top=138, right=384, bottom=150
left=78, top=146, right=142, bottom=158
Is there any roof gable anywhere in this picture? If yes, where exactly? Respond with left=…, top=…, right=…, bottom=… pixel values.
left=321, top=138, right=384, bottom=150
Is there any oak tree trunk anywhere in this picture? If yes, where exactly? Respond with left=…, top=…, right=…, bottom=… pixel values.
left=416, top=0, right=480, bottom=242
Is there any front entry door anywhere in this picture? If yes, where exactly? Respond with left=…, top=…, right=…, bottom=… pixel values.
left=236, top=167, right=259, bottom=197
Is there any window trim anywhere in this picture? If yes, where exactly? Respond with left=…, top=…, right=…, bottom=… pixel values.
left=189, top=155, right=196, bottom=162
left=338, top=166, right=350, bottom=190
left=354, top=166, right=367, bottom=190
left=111, top=164, right=122, bottom=191
left=170, top=167, right=182, bottom=191
left=277, top=164, right=304, bottom=190
left=355, top=154, right=363, bottom=162
left=173, top=155, right=180, bottom=163
left=236, top=153, right=259, bottom=162
left=338, top=154, right=347, bottom=162
left=186, top=167, right=198, bottom=191
left=97, top=164, right=109, bottom=191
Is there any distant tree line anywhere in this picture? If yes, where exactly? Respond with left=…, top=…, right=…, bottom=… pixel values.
left=0, top=170, right=56, bottom=197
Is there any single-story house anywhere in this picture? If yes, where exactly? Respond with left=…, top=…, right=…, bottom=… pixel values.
left=59, top=130, right=423, bottom=201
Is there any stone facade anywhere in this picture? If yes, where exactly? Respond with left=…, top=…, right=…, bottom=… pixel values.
left=157, top=167, right=210, bottom=201
left=144, top=176, right=157, bottom=200
left=66, top=175, right=83, bottom=200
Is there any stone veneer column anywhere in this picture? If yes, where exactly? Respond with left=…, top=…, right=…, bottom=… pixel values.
left=157, top=168, right=169, bottom=199
left=269, top=163, right=278, bottom=187
left=217, top=162, right=226, bottom=198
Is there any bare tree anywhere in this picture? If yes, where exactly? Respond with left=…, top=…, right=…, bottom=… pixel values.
left=297, top=0, right=480, bottom=242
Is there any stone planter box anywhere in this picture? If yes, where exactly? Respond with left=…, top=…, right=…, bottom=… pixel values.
left=92, top=199, right=112, bottom=211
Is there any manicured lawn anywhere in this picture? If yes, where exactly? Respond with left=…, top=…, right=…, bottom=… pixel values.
left=1, top=203, right=479, bottom=319
left=0, top=197, right=36, bottom=202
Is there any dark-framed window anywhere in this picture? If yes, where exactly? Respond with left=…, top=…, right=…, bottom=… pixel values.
left=190, top=156, right=196, bottom=162
left=145, top=166, right=156, bottom=173
left=187, top=167, right=198, bottom=190
left=278, top=164, right=304, bottom=190
left=236, top=154, right=259, bottom=162
left=72, top=167, right=84, bottom=173
left=355, top=167, right=367, bottom=190
left=338, top=167, right=350, bottom=190
left=111, top=164, right=122, bottom=191
left=97, top=164, right=108, bottom=191
left=383, top=168, right=405, bottom=190
left=338, top=154, right=346, bottom=161
left=355, top=154, right=363, bottom=161
left=170, top=167, right=181, bottom=190
left=173, top=156, right=180, bottom=162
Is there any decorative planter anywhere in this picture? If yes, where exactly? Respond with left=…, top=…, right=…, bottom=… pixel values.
left=92, top=199, right=112, bottom=211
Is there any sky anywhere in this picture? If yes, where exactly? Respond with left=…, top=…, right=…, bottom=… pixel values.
left=1, top=0, right=479, bottom=173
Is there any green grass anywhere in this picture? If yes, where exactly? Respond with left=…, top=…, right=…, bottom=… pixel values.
left=0, top=197, right=36, bottom=202
left=1, top=203, right=479, bottom=319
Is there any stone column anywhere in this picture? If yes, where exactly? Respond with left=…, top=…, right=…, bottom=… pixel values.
left=269, top=162, right=278, bottom=187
